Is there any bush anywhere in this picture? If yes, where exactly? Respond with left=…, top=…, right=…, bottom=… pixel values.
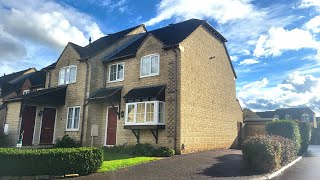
left=0, top=147, right=103, bottom=176
left=273, top=136, right=297, bottom=165
left=242, top=135, right=282, bottom=173
left=106, top=143, right=175, bottom=157
left=266, top=120, right=301, bottom=152
left=297, top=121, right=312, bottom=155
left=54, top=135, right=80, bottom=148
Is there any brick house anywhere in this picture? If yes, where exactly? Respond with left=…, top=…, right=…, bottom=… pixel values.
left=3, top=19, right=243, bottom=154
left=0, top=68, right=46, bottom=136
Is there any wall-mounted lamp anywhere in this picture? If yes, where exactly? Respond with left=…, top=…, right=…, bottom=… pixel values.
left=121, top=111, right=125, bottom=118
left=38, top=110, right=43, bottom=117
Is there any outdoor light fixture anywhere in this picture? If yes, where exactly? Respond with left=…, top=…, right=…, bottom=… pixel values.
left=121, top=111, right=125, bottom=118
left=38, top=110, right=43, bottom=117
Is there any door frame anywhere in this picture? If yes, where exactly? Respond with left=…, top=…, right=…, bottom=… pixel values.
left=104, top=106, right=119, bottom=146
left=38, top=107, right=57, bottom=145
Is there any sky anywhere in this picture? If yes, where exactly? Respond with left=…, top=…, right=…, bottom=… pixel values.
left=0, top=0, right=320, bottom=114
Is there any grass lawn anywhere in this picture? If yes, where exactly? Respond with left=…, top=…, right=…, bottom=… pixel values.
left=98, top=151, right=160, bottom=173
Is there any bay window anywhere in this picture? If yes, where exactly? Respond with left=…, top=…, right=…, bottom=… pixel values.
left=109, top=62, right=124, bottom=82
left=125, top=101, right=165, bottom=125
left=58, top=65, right=77, bottom=85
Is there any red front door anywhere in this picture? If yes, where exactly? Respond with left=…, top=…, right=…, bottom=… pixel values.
left=106, top=107, right=118, bottom=145
left=40, top=108, right=56, bottom=144
left=20, top=106, right=37, bottom=146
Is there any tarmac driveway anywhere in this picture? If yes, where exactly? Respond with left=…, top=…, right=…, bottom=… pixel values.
left=76, top=149, right=261, bottom=180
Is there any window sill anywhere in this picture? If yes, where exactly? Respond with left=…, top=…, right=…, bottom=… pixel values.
left=140, top=74, right=160, bottom=78
left=58, top=82, right=76, bottom=86
left=65, top=129, right=79, bottom=132
left=108, top=79, right=124, bottom=83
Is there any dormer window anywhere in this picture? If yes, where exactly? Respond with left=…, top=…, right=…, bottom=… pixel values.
left=140, top=54, right=160, bottom=78
left=58, top=65, right=77, bottom=85
left=23, top=90, right=30, bottom=95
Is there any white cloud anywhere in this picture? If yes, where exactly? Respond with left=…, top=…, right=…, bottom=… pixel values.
left=230, top=55, right=239, bottom=62
left=239, top=59, right=259, bottom=65
left=304, top=16, right=320, bottom=33
left=238, top=72, right=320, bottom=114
left=145, top=0, right=258, bottom=26
left=0, top=0, right=104, bottom=53
left=253, top=27, right=320, bottom=58
left=299, top=0, right=320, bottom=10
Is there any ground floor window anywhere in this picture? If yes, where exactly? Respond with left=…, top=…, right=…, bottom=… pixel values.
left=125, top=101, right=165, bottom=125
left=66, top=106, right=80, bottom=131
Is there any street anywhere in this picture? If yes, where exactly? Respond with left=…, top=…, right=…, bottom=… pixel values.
left=273, top=145, right=320, bottom=180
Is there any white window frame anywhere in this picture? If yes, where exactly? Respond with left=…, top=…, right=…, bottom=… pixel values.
left=125, top=101, right=165, bottom=125
left=23, top=90, right=30, bottom=95
left=140, top=54, right=160, bottom=78
left=108, top=62, right=124, bottom=83
left=66, top=106, right=81, bottom=131
left=58, top=65, right=77, bottom=85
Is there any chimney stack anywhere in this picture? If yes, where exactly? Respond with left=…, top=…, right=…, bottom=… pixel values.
left=89, top=37, right=92, bottom=44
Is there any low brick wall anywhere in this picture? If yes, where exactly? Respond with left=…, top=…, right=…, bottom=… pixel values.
left=243, top=118, right=274, bottom=139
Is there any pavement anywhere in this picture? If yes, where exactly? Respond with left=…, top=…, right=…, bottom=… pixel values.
left=76, top=149, right=261, bottom=180
left=273, top=145, right=320, bottom=180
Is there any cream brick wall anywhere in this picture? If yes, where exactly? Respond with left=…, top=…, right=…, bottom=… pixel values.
left=5, top=101, right=21, bottom=146
left=86, top=35, right=176, bottom=148
left=178, top=26, right=243, bottom=153
left=48, top=45, right=87, bottom=142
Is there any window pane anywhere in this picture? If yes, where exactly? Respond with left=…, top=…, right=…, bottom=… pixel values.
left=146, top=103, right=154, bottom=122
left=117, top=63, right=124, bottom=79
left=127, top=104, right=135, bottom=122
left=67, top=108, right=73, bottom=129
left=73, top=107, right=80, bottom=129
left=141, top=58, right=147, bottom=76
left=69, top=67, right=76, bottom=83
left=59, top=69, right=65, bottom=85
left=151, top=56, right=159, bottom=74
left=159, top=102, right=164, bottom=123
left=145, top=57, right=151, bottom=75
left=136, top=103, right=145, bottom=123
left=65, top=68, right=70, bottom=84
left=110, top=65, right=117, bottom=81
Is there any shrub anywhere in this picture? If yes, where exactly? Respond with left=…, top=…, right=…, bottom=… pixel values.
left=105, top=143, right=175, bottom=157
left=273, top=136, right=297, bottom=165
left=0, top=147, right=103, bottom=176
left=297, top=121, right=312, bottom=155
left=242, top=135, right=282, bottom=173
left=54, top=135, right=80, bottom=148
left=266, top=120, right=301, bottom=152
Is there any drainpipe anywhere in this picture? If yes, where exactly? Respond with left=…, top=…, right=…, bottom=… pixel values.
left=80, top=58, right=90, bottom=146
left=103, top=63, right=107, bottom=88
left=172, top=47, right=178, bottom=153
left=2, top=104, right=8, bottom=132
left=43, top=69, right=51, bottom=88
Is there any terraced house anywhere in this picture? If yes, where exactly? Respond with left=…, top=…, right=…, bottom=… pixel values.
left=3, top=19, right=243, bottom=154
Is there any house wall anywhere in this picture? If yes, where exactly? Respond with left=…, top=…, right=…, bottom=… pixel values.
left=178, top=26, right=243, bottom=153
left=47, top=45, right=87, bottom=142
left=85, top=35, right=177, bottom=149
left=243, top=122, right=268, bottom=139
left=4, top=101, right=21, bottom=146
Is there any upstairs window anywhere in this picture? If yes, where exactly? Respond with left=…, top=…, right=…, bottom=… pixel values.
left=125, top=101, right=165, bottom=125
left=66, top=106, right=80, bottom=131
left=301, top=113, right=310, bottom=121
left=285, top=114, right=291, bottom=120
left=58, top=65, right=77, bottom=85
left=109, top=62, right=124, bottom=82
left=140, top=54, right=159, bottom=77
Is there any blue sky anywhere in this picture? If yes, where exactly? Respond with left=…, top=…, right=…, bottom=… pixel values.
left=1, top=0, right=320, bottom=114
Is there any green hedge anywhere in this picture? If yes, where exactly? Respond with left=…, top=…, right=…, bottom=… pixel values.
left=297, top=121, right=312, bottom=155
left=54, top=135, right=80, bottom=148
left=273, top=136, right=297, bottom=165
left=242, top=135, right=282, bottom=172
left=106, top=143, right=175, bottom=157
left=266, top=120, right=301, bottom=152
left=0, top=147, right=103, bottom=176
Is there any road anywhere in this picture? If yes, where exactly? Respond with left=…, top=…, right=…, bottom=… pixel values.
left=273, top=145, right=320, bottom=180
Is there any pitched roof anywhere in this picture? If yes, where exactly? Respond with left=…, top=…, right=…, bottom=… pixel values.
left=104, top=19, right=227, bottom=62
left=68, top=24, right=145, bottom=58
left=256, top=107, right=315, bottom=120
left=0, top=68, right=35, bottom=86
left=243, top=108, right=260, bottom=119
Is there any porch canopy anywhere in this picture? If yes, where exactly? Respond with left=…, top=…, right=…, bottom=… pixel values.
left=4, top=86, right=67, bottom=106
left=123, top=85, right=166, bottom=102
left=88, top=86, right=122, bottom=101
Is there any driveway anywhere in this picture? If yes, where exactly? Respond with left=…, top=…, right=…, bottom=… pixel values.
left=76, top=149, right=261, bottom=180
left=273, top=145, right=320, bottom=180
